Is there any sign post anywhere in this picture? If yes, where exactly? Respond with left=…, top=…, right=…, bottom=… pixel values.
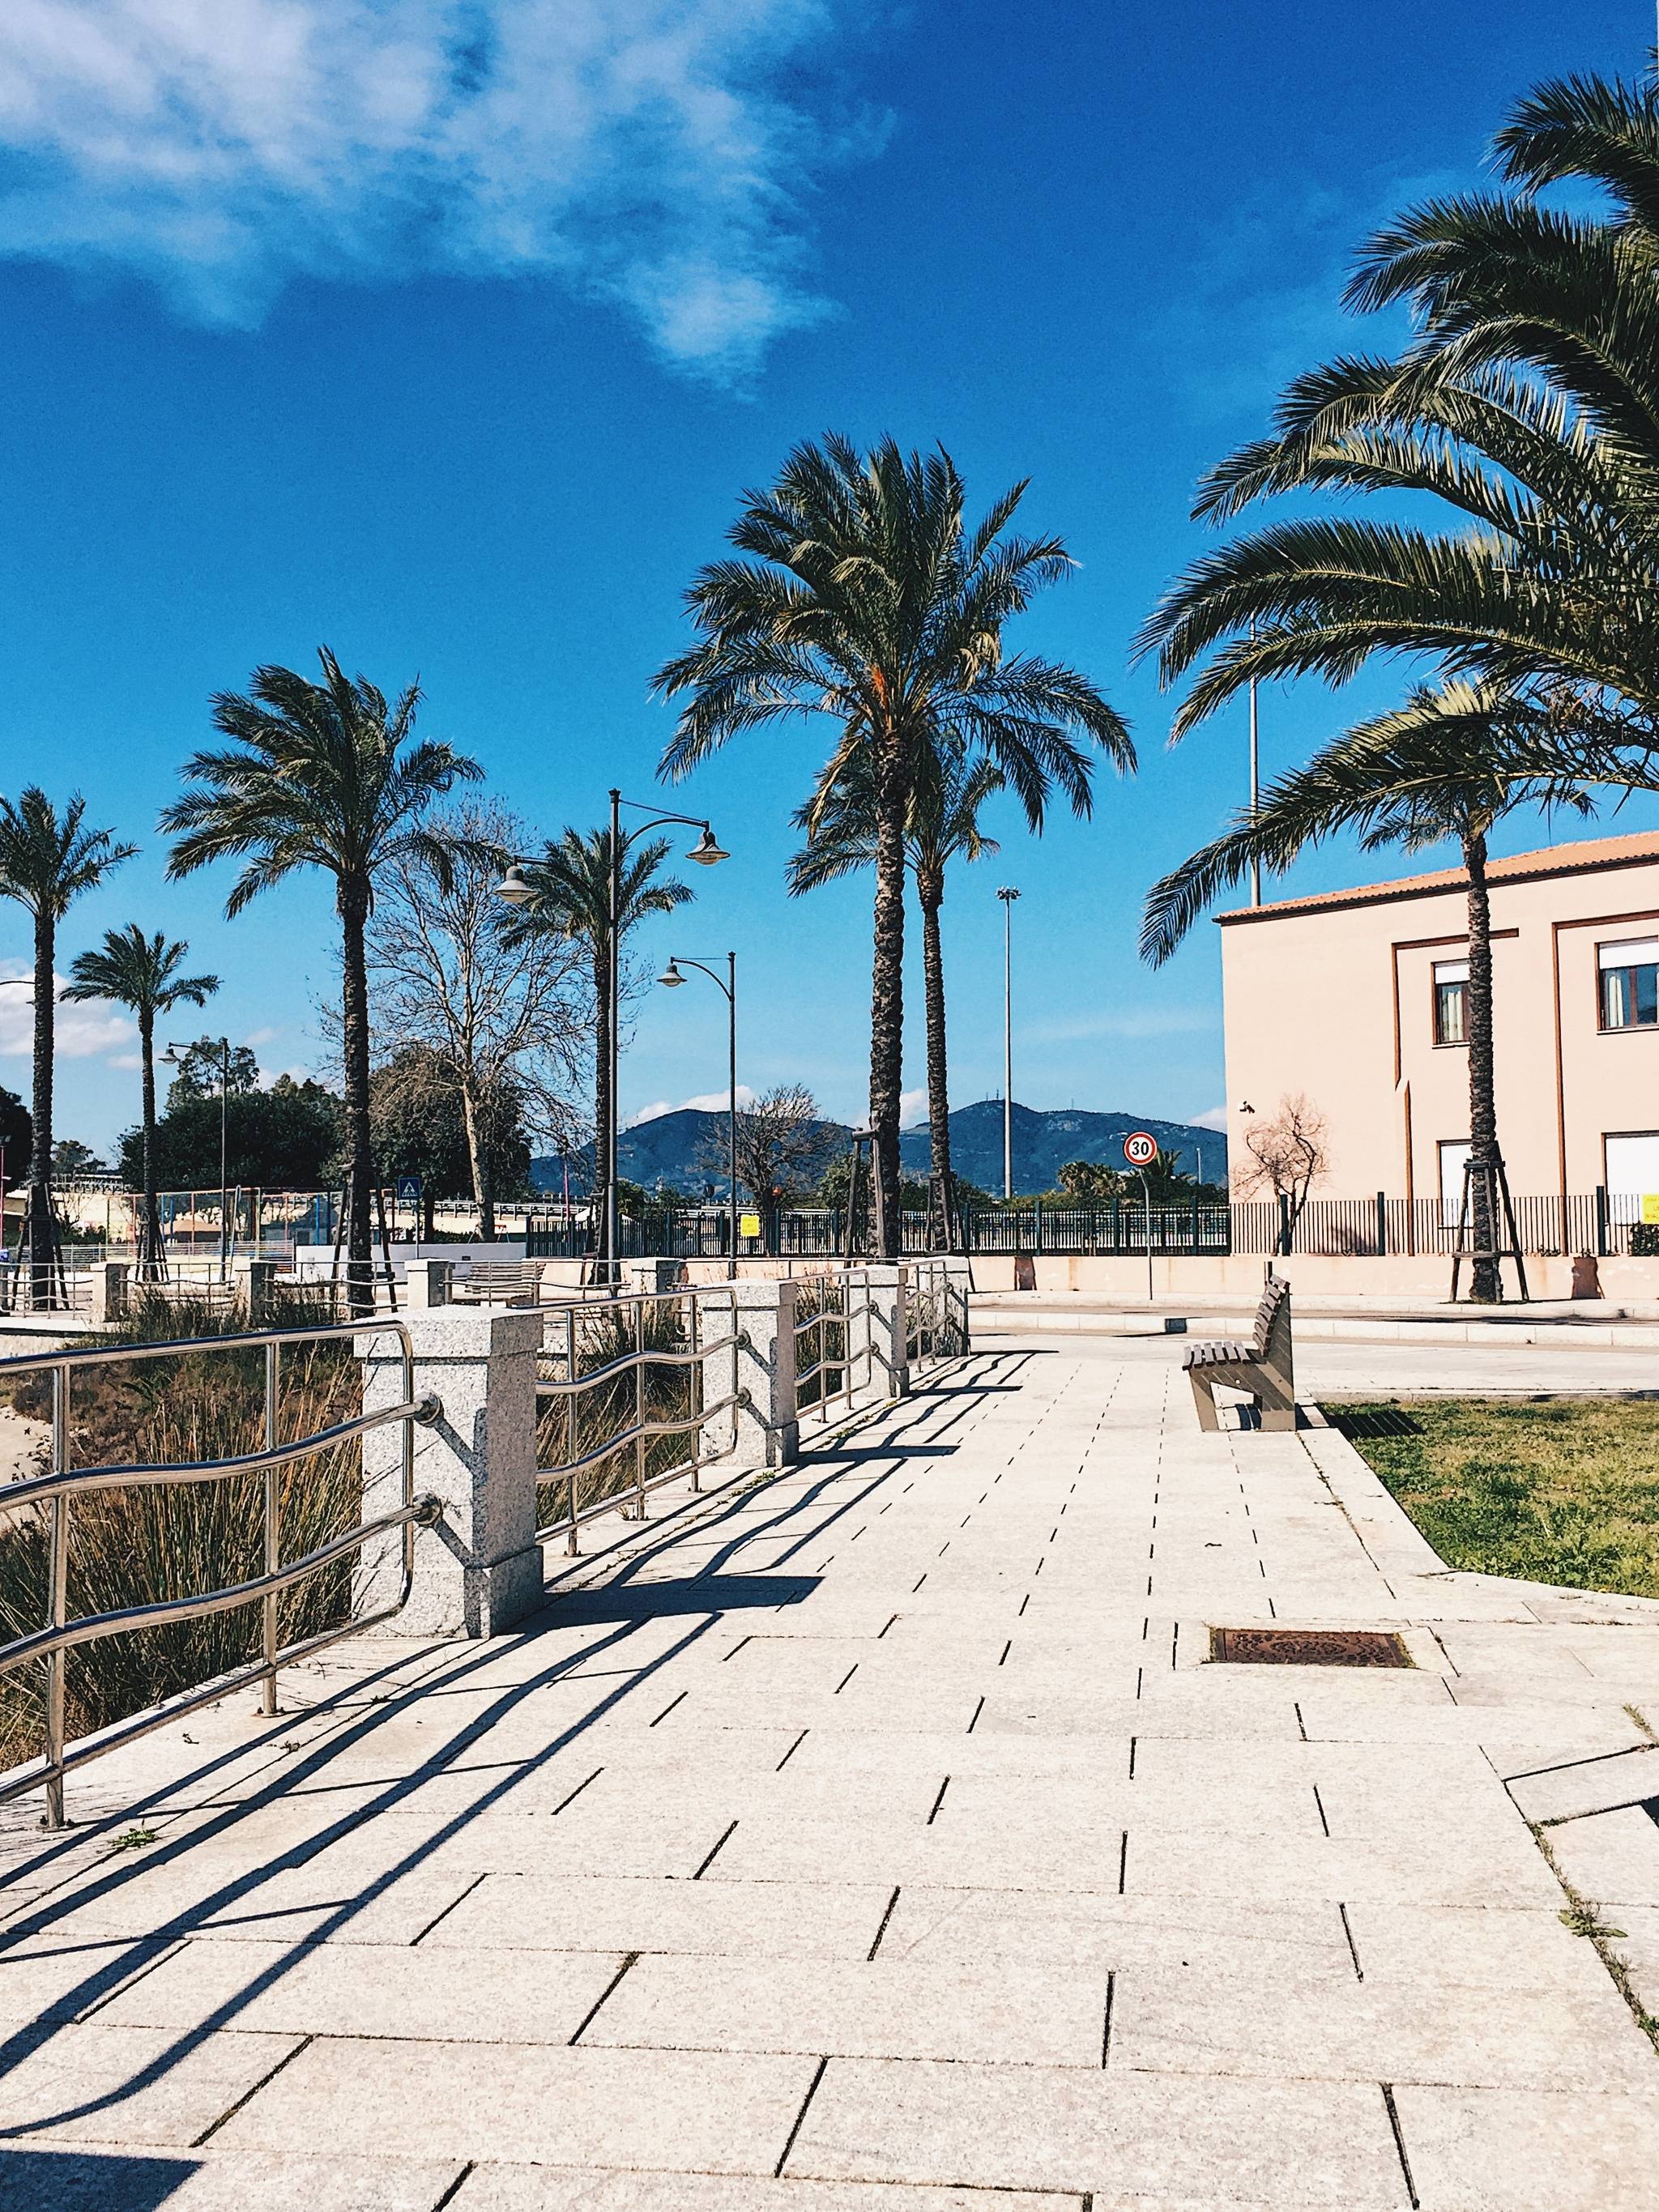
left=1124, top=1132, right=1158, bottom=1302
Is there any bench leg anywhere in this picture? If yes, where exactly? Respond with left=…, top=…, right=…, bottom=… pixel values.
left=1188, top=1370, right=1222, bottom=1432
left=1256, top=1372, right=1297, bottom=1432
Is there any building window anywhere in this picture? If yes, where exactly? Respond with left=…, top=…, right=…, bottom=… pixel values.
left=1439, top=1138, right=1471, bottom=1228
left=1599, top=937, right=1659, bottom=1030
left=1432, top=959, right=1468, bottom=1045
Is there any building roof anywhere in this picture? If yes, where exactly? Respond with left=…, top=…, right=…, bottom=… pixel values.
left=1216, top=828, right=1659, bottom=925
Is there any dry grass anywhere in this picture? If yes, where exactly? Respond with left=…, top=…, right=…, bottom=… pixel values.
left=1328, top=1396, right=1659, bottom=1598
left=534, top=1296, right=707, bottom=1532
left=0, top=1296, right=362, bottom=1771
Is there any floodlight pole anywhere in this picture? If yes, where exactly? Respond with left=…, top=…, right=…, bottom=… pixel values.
left=997, top=888, right=1020, bottom=1201
left=659, top=952, right=738, bottom=1277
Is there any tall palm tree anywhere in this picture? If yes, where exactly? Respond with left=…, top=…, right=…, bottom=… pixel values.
left=1141, top=683, right=1593, bottom=1300
left=161, top=650, right=480, bottom=1311
left=504, top=828, right=693, bottom=1216
left=0, top=791, right=135, bottom=1302
left=655, top=434, right=1133, bottom=1251
left=1139, top=73, right=1659, bottom=765
left=62, top=927, right=219, bottom=1280
left=788, top=747, right=1004, bottom=1248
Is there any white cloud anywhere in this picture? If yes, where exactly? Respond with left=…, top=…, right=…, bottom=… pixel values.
left=1188, top=1104, right=1230, bottom=1132
left=0, top=0, right=868, bottom=379
left=898, top=1087, right=928, bottom=1127
left=0, top=970, right=135, bottom=1059
left=628, top=1084, right=757, bottom=1124
left=243, top=1025, right=281, bottom=1047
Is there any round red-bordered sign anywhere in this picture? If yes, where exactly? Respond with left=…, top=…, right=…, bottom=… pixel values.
left=1123, top=1130, right=1158, bottom=1168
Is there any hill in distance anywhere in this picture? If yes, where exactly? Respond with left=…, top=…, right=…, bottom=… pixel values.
left=533, top=1100, right=1225, bottom=1200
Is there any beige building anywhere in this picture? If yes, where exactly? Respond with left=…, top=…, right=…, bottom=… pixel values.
left=1221, top=829, right=1659, bottom=1217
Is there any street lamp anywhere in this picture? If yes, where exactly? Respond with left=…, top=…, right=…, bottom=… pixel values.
left=497, top=791, right=727, bottom=1282
left=0, top=982, right=32, bottom=1276
left=659, top=953, right=738, bottom=1275
left=164, top=1036, right=232, bottom=1281
left=996, top=888, right=1020, bottom=1203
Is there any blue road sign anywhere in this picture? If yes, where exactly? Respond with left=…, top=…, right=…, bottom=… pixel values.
left=394, top=1174, right=424, bottom=1205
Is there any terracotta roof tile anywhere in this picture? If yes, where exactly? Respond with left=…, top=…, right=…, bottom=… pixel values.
left=1217, top=829, right=1659, bottom=923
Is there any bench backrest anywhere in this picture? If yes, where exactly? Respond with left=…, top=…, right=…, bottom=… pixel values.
left=1252, top=1276, right=1291, bottom=1359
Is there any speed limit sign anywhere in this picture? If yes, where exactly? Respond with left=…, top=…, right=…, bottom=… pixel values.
left=1123, top=1130, right=1158, bottom=1168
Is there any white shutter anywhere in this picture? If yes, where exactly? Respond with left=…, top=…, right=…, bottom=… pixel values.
left=1432, top=960, right=1469, bottom=984
left=1598, top=938, right=1659, bottom=970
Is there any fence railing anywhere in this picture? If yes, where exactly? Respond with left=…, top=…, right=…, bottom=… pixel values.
left=0, top=1317, right=442, bottom=1826
left=906, top=1259, right=970, bottom=1372
left=532, top=1285, right=745, bottom=1551
left=794, top=1268, right=876, bottom=1431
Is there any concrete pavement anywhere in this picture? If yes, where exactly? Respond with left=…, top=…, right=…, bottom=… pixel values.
left=2, top=1344, right=1659, bottom=2207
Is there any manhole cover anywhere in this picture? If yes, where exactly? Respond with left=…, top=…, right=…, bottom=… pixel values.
left=1209, top=1626, right=1411, bottom=1668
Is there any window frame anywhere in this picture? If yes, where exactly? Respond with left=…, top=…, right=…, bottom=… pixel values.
left=1431, top=959, right=1468, bottom=1048
left=1597, top=945, right=1659, bottom=1034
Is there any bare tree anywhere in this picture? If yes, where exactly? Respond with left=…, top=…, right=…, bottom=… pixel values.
left=702, top=1084, right=834, bottom=1239
left=365, top=802, right=587, bottom=1236
left=1239, top=1093, right=1328, bottom=1245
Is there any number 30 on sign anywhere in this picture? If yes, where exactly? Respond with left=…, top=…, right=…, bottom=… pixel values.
left=1122, top=1131, right=1158, bottom=1169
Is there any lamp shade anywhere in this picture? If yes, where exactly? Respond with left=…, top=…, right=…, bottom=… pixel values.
left=687, top=827, right=727, bottom=866
left=495, top=863, right=535, bottom=907
left=658, top=960, right=684, bottom=987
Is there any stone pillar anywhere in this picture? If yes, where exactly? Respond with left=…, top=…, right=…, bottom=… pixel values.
left=355, top=1307, right=544, bottom=1638
left=245, top=1260, right=279, bottom=1323
left=863, top=1264, right=911, bottom=1399
left=87, top=1263, right=128, bottom=1324
left=703, top=1276, right=797, bottom=1474
left=626, top=1259, right=683, bottom=1296
left=404, top=1259, right=452, bottom=1309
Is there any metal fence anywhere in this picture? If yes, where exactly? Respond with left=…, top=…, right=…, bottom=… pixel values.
left=532, top=1285, right=744, bottom=1551
left=0, top=1317, right=442, bottom=1826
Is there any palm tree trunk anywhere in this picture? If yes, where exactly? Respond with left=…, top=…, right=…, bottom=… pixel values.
left=868, top=740, right=906, bottom=1259
left=139, top=1009, right=162, bottom=1281
left=339, top=879, right=375, bottom=1315
left=592, top=952, right=612, bottom=1247
left=919, top=875, right=953, bottom=1251
left=1464, top=826, right=1501, bottom=1303
left=28, top=909, right=56, bottom=1305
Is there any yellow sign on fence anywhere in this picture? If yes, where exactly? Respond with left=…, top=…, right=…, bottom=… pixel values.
left=740, top=1212, right=761, bottom=1238
left=1642, top=1194, right=1659, bottom=1225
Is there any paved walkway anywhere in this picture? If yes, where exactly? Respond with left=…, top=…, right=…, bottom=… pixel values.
left=5, top=1345, right=1659, bottom=2208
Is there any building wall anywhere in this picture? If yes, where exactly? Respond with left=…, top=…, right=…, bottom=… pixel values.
left=1220, top=848, right=1659, bottom=1204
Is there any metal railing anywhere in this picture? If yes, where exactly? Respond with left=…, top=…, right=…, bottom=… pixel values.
left=794, top=1268, right=879, bottom=1431
left=906, top=1259, right=968, bottom=1376
left=533, top=1285, right=745, bottom=1551
left=0, top=1318, right=442, bottom=1826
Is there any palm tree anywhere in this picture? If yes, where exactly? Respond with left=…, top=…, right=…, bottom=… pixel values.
left=1137, top=72, right=1659, bottom=786
left=161, top=650, right=480, bottom=1311
left=63, top=927, right=220, bottom=1280
left=655, top=434, right=1133, bottom=1251
left=788, top=747, right=1004, bottom=1248
left=0, top=791, right=135, bottom=1302
left=1141, top=682, right=1593, bottom=1300
left=504, top=828, right=692, bottom=1217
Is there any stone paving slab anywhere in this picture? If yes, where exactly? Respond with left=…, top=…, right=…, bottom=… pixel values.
left=3, top=1344, right=1659, bottom=2203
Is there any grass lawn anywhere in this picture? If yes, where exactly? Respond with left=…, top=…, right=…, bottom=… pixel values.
left=1328, top=1396, right=1659, bottom=1599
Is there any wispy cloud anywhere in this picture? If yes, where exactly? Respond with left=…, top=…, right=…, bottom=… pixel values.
left=0, top=970, right=134, bottom=1059
left=1188, top=1103, right=1230, bottom=1132
left=898, top=1087, right=927, bottom=1127
left=0, top=1, right=875, bottom=380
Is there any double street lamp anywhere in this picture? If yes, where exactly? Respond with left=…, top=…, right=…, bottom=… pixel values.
left=657, top=953, right=737, bottom=1276
left=996, top=886, right=1020, bottom=1203
left=497, top=790, right=727, bottom=1281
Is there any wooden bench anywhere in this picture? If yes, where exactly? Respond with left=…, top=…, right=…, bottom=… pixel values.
left=448, top=1259, right=546, bottom=1307
left=1183, top=1275, right=1295, bottom=1433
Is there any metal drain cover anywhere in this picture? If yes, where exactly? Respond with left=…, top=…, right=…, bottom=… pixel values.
left=1209, top=1626, right=1411, bottom=1669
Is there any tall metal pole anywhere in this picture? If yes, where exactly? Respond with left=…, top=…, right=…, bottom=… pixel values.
left=1248, top=620, right=1261, bottom=907
left=727, top=951, right=738, bottom=1281
left=219, top=1038, right=230, bottom=1283
left=608, top=787, right=621, bottom=1285
left=997, top=888, right=1019, bottom=1201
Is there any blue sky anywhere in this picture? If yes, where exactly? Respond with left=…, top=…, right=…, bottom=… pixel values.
left=0, top=0, right=1650, bottom=1156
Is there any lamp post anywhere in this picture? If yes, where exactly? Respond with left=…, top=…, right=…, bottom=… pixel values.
left=996, top=888, right=1020, bottom=1203
left=658, top=953, right=738, bottom=1276
left=165, top=1037, right=232, bottom=1280
left=1248, top=618, right=1261, bottom=906
left=497, top=793, right=727, bottom=1284
left=0, top=981, right=26, bottom=1259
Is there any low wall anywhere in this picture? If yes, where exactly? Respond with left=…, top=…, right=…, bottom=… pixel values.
left=962, top=1251, right=1659, bottom=1301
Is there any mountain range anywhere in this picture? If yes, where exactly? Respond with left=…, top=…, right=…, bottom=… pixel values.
left=533, top=1098, right=1225, bottom=1200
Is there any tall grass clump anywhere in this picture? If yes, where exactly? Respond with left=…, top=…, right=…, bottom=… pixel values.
left=793, top=1272, right=848, bottom=1413
left=0, top=1293, right=363, bottom=1772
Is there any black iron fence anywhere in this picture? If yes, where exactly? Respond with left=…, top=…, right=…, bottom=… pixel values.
left=527, top=1192, right=1658, bottom=1263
